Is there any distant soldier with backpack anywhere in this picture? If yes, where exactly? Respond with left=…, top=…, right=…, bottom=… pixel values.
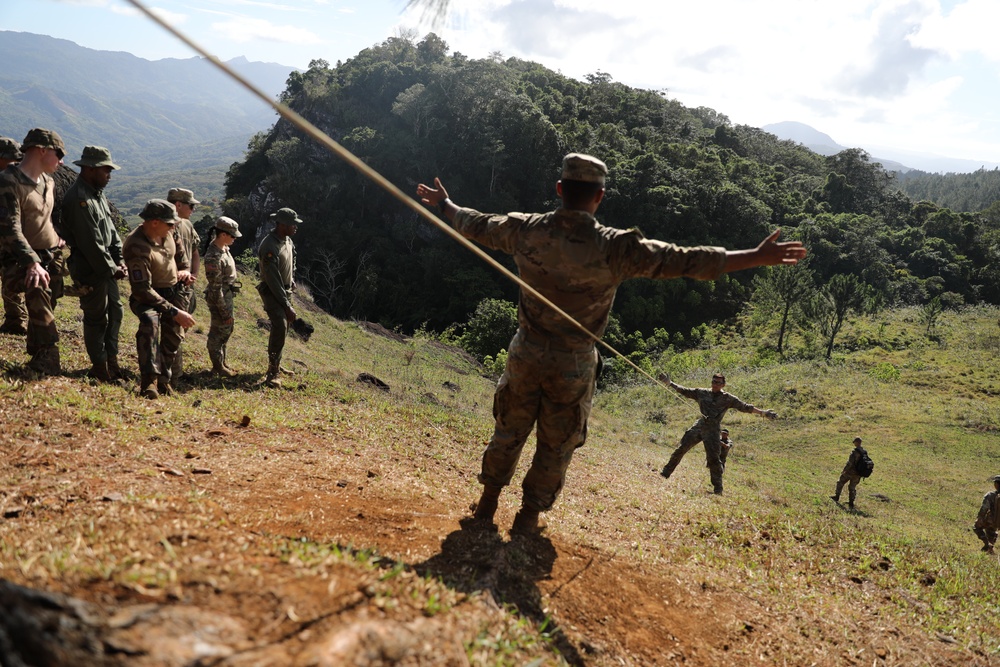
left=973, top=475, right=1000, bottom=554
left=832, top=436, right=873, bottom=509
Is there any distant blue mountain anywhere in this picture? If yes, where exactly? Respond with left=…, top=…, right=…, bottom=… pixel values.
left=762, top=121, right=999, bottom=175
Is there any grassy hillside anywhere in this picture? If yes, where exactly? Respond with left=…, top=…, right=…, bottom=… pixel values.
left=0, top=272, right=998, bottom=665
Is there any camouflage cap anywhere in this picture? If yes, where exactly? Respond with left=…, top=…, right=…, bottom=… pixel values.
left=73, top=145, right=119, bottom=170
left=167, top=187, right=200, bottom=205
left=0, top=137, right=23, bottom=161
left=21, top=128, right=66, bottom=158
left=138, top=199, right=179, bottom=224
left=214, top=216, right=242, bottom=238
left=561, top=153, right=607, bottom=184
left=270, top=207, right=303, bottom=225
left=992, top=475, right=1000, bottom=483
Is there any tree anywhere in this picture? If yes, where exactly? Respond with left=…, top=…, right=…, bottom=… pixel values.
left=803, top=274, right=865, bottom=359
left=457, top=298, right=518, bottom=360
left=749, top=263, right=814, bottom=354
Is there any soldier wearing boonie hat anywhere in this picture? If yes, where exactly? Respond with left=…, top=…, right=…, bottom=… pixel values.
left=415, top=152, right=806, bottom=537
left=974, top=475, right=1000, bottom=554
left=202, top=216, right=242, bottom=377
left=123, top=199, right=196, bottom=399
left=257, top=207, right=302, bottom=387
left=61, top=145, right=126, bottom=383
left=165, top=187, right=202, bottom=382
left=0, top=127, right=67, bottom=373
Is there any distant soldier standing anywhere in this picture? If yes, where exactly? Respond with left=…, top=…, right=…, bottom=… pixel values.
left=720, top=428, right=734, bottom=470
left=659, top=373, right=778, bottom=495
left=166, top=187, right=202, bottom=381
left=202, top=216, right=241, bottom=377
left=61, top=146, right=126, bottom=383
left=0, top=128, right=67, bottom=374
left=832, top=436, right=868, bottom=509
left=123, top=199, right=195, bottom=398
left=257, top=207, right=301, bottom=388
left=0, top=136, right=26, bottom=335
left=416, top=153, right=806, bottom=535
left=974, top=475, right=1000, bottom=554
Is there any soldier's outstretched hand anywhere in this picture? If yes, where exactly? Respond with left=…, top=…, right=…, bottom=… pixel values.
left=754, top=229, right=806, bottom=266
left=764, top=409, right=778, bottom=420
left=657, top=372, right=671, bottom=385
left=417, top=177, right=449, bottom=208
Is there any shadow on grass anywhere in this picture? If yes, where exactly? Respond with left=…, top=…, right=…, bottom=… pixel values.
left=414, top=517, right=585, bottom=666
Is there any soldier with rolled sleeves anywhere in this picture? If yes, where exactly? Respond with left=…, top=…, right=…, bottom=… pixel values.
left=123, top=199, right=195, bottom=399
left=61, top=146, right=126, bottom=383
left=0, top=128, right=67, bottom=374
left=974, top=475, right=1000, bottom=554
left=0, top=136, right=26, bottom=335
left=256, top=207, right=300, bottom=388
left=659, top=373, right=778, bottom=495
left=831, top=436, right=866, bottom=509
left=165, top=187, right=202, bottom=382
left=202, top=216, right=241, bottom=377
left=417, top=153, right=806, bottom=536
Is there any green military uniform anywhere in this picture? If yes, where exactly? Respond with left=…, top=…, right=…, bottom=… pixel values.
left=451, top=204, right=727, bottom=514
left=257, top=213, right=298, bottom=382
left=203, top=217, right=241, bottom=374
left=720, top=432, right=734, bottom=469
left=61, top=148, right=124, bottom=372
left=974, top=476, right=1000, bottom=553
left=123, top=202, right=189, bottom=392
left=0, top=137, right=26, bottom=335
left=833, top=440, right=866, bottom=508
left=661, top=384, right=758, bottom=493
left=0, top=164, right=64, bottom=371
left=166, top=188, right=201, bottom=381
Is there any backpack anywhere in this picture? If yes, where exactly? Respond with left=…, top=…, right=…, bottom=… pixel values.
left=854, top=448, right=874, bottom=478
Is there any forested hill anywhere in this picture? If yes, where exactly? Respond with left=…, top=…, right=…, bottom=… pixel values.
left=221, top=33, right=1000, bottom=339
left=896, top=167, right=1000, bottom=213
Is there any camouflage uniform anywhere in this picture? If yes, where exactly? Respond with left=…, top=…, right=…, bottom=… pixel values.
left=203, top=241, right=237, bottom=371
left=61, top=172, right=123, bottom=369
left=166, top=188, right=201, bottom=380
left=0, top=164, right=64, bottom=371
left=123, top=213, right=189, bottom=392
left=0, top=137, right=26, bottom=334
left=451, top=205, right=726, bottom=513
left=661, top=384, right=758, bottom=493
left=257, top=229, right=296, bottom=379
left=720, top=433, right=734, bottom=469
left=974, top=478, right=1000, bottom=552
left=833, top=443, right=865, bottom=507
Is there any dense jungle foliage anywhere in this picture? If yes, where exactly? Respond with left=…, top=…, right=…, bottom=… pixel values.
left=221, top=32, right=1000, bottom=353
left=896, top=167, right=1000, bottom=213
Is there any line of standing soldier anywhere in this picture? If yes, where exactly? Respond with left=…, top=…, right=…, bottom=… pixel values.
left=1, top=127, right=302, bottom=395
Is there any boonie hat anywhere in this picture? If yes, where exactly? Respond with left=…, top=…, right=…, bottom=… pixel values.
left=561, top=153, right=607, bottom=184
left=73, top=145, right=119, bottom=170
left=21, top=128, right=66, bottom=159
left=270, top=207, right=303, bottom=225
left=167, top=187, right=200, bottom=205
left=0, top=137, right=23, bottom=161
left=214, top=216, right=242, bottom=238
left=138, top=199, right=179, bottom=224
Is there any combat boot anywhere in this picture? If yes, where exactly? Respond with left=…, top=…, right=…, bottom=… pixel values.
left=27, top=346, right=61, bottom=375
left=472, top=484, right=502, bottom=525
left=88, top=360, right=114, bottom=384
left=221, top=347, right=238, bottom=376
left=140, top=377, right=158, bottom=400
left=265, top=362, right=282, bottom=387
left=157, top=377, right=174, bottom=397
left=107, top=357, right=123, bottom=380
left=0, top=321, right=27, bottom=335
left=510, top=508, right=547, bottom=536
left=210, top=352, right=237, bottom=377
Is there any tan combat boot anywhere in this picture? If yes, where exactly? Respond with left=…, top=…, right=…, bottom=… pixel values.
left=472, top=484, right=502, bottom=526
left=510, top=508, right=547, bottom=537
left=27, top=346, right=61, bottom=375
left=88, top=360, right=114, bottom=384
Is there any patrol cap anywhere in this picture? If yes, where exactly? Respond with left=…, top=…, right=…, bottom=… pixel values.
left=991, top=475, right=1000, bottom=483
left=0, top=137, right=23, bottom=161
left=214, top=216, right=242, bottom=238
left=167, top=187, right=200, bottom=205
left=853, top=437, right=863, bottom=444
left=270, top=207, right=303, bottom=225
left=561, top=153, right=607, bottom=184
left=21, top=128, right=66, bottom=159
left=138, top=198, right=179, bottom=225
left=73, top=145, right=119, bottom=170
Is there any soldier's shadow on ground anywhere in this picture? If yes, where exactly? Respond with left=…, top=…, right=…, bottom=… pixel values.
left=833, top=502, right=873, bottom=518
left=413, top=518, right=585, bottom=666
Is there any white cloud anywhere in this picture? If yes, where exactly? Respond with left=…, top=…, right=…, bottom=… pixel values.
left=211, top=17, right=322, bottom=45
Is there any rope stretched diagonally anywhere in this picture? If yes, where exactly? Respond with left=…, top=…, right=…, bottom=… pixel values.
left=123, top=0, right=674, bottom=395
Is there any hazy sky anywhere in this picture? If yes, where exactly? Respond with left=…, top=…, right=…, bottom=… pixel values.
left=5, top=0, right=1000, bottom=162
